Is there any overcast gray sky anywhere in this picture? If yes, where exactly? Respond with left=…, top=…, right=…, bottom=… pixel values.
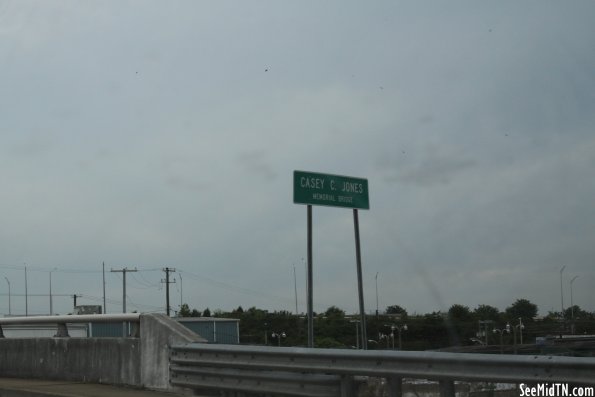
left=1, top=1, right=594, bottom=317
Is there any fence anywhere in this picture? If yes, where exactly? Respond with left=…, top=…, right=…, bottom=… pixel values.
left=0, top=313, right=140, bottom=337
left=170, top=343, right=595, bottom=397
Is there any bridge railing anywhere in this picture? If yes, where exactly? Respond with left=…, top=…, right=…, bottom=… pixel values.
left=170, top=343, right=595, bottom=397
left=0, top=313, right=140, bottom=337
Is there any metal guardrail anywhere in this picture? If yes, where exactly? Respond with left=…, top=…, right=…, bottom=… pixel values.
left=0, top=313, right=140, bottom=337
left=170, top=343, right=595, bottom=397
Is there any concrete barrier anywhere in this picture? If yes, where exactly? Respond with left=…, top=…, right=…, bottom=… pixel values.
left=0, top=337, right=141, bottom=385
left=140, top=313, right=204, bottom=390
left=0, top=313, right=206, bottom=391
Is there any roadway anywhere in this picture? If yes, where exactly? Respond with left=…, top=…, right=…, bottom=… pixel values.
left=0, top=378, right=194, bottom=397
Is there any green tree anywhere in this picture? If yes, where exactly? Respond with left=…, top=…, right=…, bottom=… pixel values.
left=385, top=305, right=408, bottom=319
left=178, top=303, right=192, bottom=317
left=202, top=308, right=211, bottom=317
left=324, top=306, right=345, bottom=319
left=505, top=299, right=538, bottom=321
left=415, top=312, right=450, bottom=349
left=315, top=336, right=345, bottom=348
left=236, top=307, right=270, bottom=345
left=563, top=305, right=589, bottom=320
left=190, top=309, right=201, bottom=317
left=313, top=306, right=351, bottom=347
left=473, top=304, right=501, bottom=322
left=448, top=304, right=472, bottom=322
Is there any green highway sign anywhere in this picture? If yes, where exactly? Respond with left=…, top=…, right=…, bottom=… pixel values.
left=293, top=170, right=369, bottom=210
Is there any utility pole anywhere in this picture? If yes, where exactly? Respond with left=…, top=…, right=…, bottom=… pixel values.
left=162, top=267, right=176, bottom=316
left=111, top=267, right=137, bottom=337
left=111, top=267, right=137, bottom=313
left=71, top=294, right=82, bottom=310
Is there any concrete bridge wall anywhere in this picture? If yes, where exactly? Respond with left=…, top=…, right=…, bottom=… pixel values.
left=0, top=337, right=141, bottom=385
left=0, top=313, right=205, bottom=390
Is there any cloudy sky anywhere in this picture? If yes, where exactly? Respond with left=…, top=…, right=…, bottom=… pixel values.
left=1, top=1, right=594, bottom=318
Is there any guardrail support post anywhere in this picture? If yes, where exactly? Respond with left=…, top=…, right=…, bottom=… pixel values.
left=387, top=377, right=402, bottom=397
left=340, top=375, right=355, bottom=397
left=0, top=325, right=4, bottom=338
left=54, top=323, right=70, bottom=337
left=439, top=380, right=455, bottom=397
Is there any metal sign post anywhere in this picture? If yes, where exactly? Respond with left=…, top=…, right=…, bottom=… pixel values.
left=294, top=170, right=370, bottom=349
left=353, top=208, right=368, bottom=350
left=307, top=204, right=314, bottom=348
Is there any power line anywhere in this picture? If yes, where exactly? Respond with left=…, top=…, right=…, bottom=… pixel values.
left=179, top=270, right=290, bottom=302
left=136, top=271, right=160, bottom=287
left=0, top=293, right=72, bottom=297
left=129, top=273, right=159, bottom=289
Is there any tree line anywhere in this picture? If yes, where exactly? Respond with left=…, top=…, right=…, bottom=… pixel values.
left=176, top=299, right=595, bottom=350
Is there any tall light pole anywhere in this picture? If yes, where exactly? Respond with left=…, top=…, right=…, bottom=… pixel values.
left=570, top=275, right=579, bottom=334
left=49, top=270, right=53, bottom=315
left=4, top=277, right=10, bottom=316
left=350, top=319, right=361, bottom=349
left=179, top=273, right=183, bottom=310
left=293, top=264, right=298, bottom=315
left=102, top=262, right=107, bottom=314
left=560, top=265, right=566, bottom=317
left=375, top=272, right=379, bottom=318
left=24, top=264, right=28, bottom=316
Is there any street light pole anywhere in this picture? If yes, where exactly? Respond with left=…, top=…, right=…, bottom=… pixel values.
left=570, top=276, right=579, bottom=334
left=493, top=324, right=510, bottom=354
left=271, top=331, right=286, bottom=347
left=375, top=272, right=379, bottom=318
left=4, top=277, right=10, bottom=316
left=385, top=324, right=407, bottom=350
left=350, top=320, right=360, bottom=349
left=511, top=320, right=524, bottom=354
left=560, top=265, right=566, bottom=317
left=24, top=265, right=28, bottom=317
left=293, top=264, right=298, bottom=315
left=397, top=325, right=407, bottom=350
left=49, top=270, right=53, bottom=316
left=179, top=273, right=183, bottom=310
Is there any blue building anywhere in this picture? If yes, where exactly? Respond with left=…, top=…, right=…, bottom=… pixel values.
left=176, top=317, right=240, bottom=344
left=88, top=316, right=240, bottom=344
